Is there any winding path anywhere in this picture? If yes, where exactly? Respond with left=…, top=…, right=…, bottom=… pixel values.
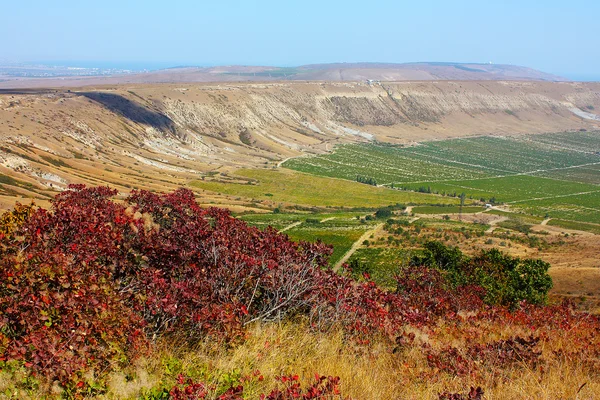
left=540, top=218, right=552, bottom=226
left=334, top=223, right=384, bottom=272
left=280, top=217, right=336, bottom=233
left=485, top=216, right=508, bottom=234
left=279, top=221, right=302, bottom=233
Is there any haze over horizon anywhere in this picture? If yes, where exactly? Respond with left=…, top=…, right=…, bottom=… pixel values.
left=2, top=0, right=599, bottom=81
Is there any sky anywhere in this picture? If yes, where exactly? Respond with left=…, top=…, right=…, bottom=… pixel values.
left=2, top=0, right=599, bottom=80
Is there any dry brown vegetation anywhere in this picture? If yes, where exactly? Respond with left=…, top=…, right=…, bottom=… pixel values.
left=4, top=320, right=598, bottom=400
left=0, top=63, right=564, bottom=89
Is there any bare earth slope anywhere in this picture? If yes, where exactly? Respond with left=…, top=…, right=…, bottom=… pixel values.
left=0, top=80, right=599, bottom=209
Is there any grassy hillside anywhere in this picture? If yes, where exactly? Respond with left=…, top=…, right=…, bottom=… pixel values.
left=191, top=169, right=461, bottom=209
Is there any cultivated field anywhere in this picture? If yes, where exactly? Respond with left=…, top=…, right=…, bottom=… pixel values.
left=283, top=132, right=600, bottom=224
left=240, top=212, right=379, bottom=266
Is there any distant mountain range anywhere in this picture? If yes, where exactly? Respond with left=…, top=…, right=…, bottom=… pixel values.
left=0, top=62, right=566, bottom=88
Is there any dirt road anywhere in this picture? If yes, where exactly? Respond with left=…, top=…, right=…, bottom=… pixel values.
left=334, top=223, right=384, bottom=272
left=279, top=221, right=302, bottom=233
left=485, top=217, right=508, bottom=234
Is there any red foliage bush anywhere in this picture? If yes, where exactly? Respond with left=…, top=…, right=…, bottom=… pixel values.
left=125, top=188, right=334, bottom=337
left=261, top=374, right=347, bottom=400
left=1, top=185, right=599, bottom=390
left=425, top=335, right=542, bottom=378
left=425, top=346, right=476, bottom=377
left=466, top=335, right=542, bottom=369
left=309, top=266, right=487, bottom=344
left=0, top=186, right=333, bottom=383
left=0, top=187, right=146, bottom=383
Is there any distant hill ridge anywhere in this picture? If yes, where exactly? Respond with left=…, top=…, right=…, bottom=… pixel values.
left=0, top=62, right=565, bottom=88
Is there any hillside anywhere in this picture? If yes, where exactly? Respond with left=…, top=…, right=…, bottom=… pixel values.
left=0, top=186, right=599, bottom=399
left=0, top=80, right=599, bottom=210
left=0, top=62, right=565, bottom=88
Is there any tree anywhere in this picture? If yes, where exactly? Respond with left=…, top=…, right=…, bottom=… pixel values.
left=375, top=208, right=392, bottom=219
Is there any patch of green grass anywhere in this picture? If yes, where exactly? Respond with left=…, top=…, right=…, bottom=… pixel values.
left=191, top=169, right=460, bottom=209
left=239, top=213, right=306, bottom=230
left=514, top=192, right=600, bottom=224
left=402, top=175, right=598, bottom=204
left=496, top=219, right=533, bottom=234
left=71, top=151, right=87, bottom=160
left=284, top=135, right=600, bottom=186
left=531, top=164, right=600, bottom=185
left=406, top=135, right=600, bottom=174
left=397, top=176, right=600, bottom=224
left=347, top=247, right=408, bottom=288
left=486, top=210, right=545, bottom=224
left=240, top=211, right=379, bottom=266
left=283, top=143, right=494, bottom=184
left=0, top=147, right=39, bottom=163
left=281, top=133, right=600, bottom=224
left=0, top=174, right=21, bottom=186
left=524, top=131, right=600, bottom=154
left=417, top=218, right=490, bottom=233
left=239, top=211, right=374, bottom=231
left=0, top=173, right=36, bottom=190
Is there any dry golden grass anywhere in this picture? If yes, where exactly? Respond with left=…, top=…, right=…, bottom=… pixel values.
left=2, top=317, right=599, bottom=399
left=1, top=320, right=581, bottom=399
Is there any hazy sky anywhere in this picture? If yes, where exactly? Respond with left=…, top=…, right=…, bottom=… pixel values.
left=2, top=0, right=599, bottom=79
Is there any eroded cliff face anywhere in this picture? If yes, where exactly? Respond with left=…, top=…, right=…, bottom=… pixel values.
left=0, top=80, right=598, bottom=205
left=156, top=80, right=600, bottom=145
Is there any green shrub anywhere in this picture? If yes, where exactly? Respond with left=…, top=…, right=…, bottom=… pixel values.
left=467, top=249, right=552, bottom=306
left=375, top=208, right=392, bottom=219
left=412, top=241, right=552, bottom=307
